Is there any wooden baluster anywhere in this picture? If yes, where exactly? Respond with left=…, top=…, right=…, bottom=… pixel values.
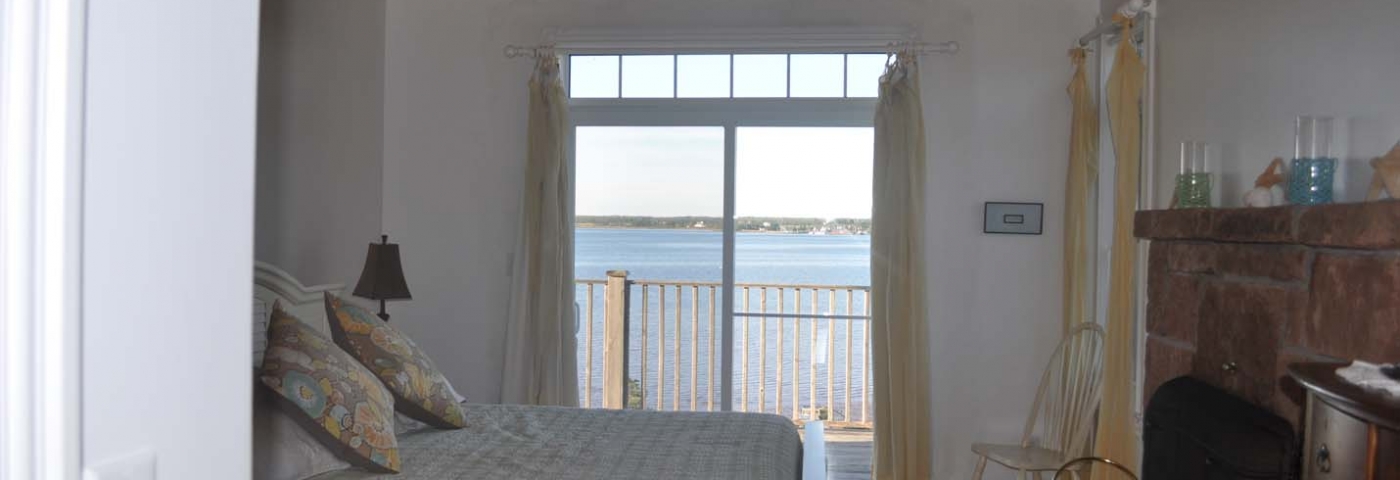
left=640, top=284, right=648, bottom=410
left=673, top=285, right=681, bottom=411
left=862, top=289, right=870, bottom=424
left=741, top=286, right=750, bottom=412
left=817, top=289, right=828, bottom=419
left=810, top=288, right=818, bottom=419
left=759, top=287, right=767, bottom=413
left=776, top=287, right=784, bottom=417
left=585, top=283, right=594, bottom=408
left=806, top=289, right=817, bottom=417
left=845, top=289, right=854, bottom=421
left=792, top=288, right=800, bottom=419
left=690, top=285, right=698, bottom=411
left=658, top=285, right=665, bottom=411
left=708, top=286, right=716, bottom=411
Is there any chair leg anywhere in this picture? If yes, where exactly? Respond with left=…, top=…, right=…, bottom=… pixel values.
left=972, top=456, right=987, bottom=480
left=1017, top=469, right=1027, bottom=480
left=1033, top=472, right=1045, bottom=480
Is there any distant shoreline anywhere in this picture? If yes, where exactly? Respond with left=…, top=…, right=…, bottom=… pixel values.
left=576, top=226, right=870, bottom=236
left=576, top=215, right=871, bottom=235
left=577, top=226, right=827, bottom=234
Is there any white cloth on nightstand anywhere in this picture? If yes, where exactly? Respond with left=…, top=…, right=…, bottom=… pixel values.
left=1335, top=361, right=1400, bottom=397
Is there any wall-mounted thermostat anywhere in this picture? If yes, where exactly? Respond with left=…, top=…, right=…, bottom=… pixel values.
left=983, top=202, right=1043, bottom=235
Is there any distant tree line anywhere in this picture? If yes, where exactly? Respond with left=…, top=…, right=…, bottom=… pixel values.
left=577, top=215, right=871, bottom=234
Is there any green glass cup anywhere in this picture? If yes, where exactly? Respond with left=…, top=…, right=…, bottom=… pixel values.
left=1174, top=172, right=1212, bottom=209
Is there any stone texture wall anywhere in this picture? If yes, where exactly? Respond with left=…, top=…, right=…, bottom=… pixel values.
left=1135, top=201, right=1400, bottom=428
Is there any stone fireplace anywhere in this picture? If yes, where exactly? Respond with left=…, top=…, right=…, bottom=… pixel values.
left=1135, top=201, right=1400, bottom=429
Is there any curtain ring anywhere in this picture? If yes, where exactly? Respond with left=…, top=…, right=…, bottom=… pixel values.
left=1069, top=47, right=1086, bottom=63
left=1113, top=13, right=1135, bottom=31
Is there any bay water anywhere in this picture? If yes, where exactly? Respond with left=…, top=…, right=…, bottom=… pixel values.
left=574, top=228, right=872, bottom=420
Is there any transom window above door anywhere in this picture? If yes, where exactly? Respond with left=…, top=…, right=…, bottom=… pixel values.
left=567, top=53, right=888, bottom=99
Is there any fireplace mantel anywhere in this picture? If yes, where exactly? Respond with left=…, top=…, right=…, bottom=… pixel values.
left=1135, top=201, right=1400, bottom=428
left=1136, top=201, right=1400, bottom=249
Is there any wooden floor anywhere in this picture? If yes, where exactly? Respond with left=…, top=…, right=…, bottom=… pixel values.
left=823, top=427, right=873, bottom=480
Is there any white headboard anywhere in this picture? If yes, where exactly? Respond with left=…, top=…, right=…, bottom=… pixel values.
left=253, top=261, right=345, bottom=368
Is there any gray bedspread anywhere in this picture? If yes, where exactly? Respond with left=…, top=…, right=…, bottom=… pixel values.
left=309, top=404, right=802, bottom=480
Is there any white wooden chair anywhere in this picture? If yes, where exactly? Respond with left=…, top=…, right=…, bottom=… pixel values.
left=971, top=323, right=1106, bottom=480
left=1053, top=457, right=1138, bottom=480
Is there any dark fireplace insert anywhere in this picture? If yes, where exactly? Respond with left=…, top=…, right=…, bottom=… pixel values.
left=1143, top=376, right=1299, bottom=479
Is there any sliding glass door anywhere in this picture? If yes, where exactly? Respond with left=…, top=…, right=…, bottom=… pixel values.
left=566, top=52, right=879, bottom=421
left=732, top=127, right=873, bottom=424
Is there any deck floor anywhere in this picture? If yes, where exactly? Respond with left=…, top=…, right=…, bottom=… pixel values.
left=821, top=427, right=873, bottom=480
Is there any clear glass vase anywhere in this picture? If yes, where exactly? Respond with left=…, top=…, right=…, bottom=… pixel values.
left=1174, top=141, right=1213, bottom=209
left=1288, top=116, right=1337, bottom=205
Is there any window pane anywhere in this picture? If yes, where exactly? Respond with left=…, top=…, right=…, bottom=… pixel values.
left=733, top=54, right=787, bottom=98
left=789, top=54, right=844, bottom=98
left=574, top=126, right=727, bottom=409
left=677, top=55, right=731, bottom=98
left=570, top=55, right=620, bottom=98
left=576, top=126, right=725, bottom=219
left=733, top=127, right=873, bottom=415
left=845, top=54, right=886, bottom=98
left=622, top=55, right=675, bottom=98
left=736, top=127, right=873, bottom=220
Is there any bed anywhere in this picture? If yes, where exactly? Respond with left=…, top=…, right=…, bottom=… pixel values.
left=252, top=261, right=826, bottom=480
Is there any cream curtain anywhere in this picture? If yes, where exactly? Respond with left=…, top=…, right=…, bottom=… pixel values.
left=871, top=52, right=932, bottom=480
left=1093, top=16, right=1145, bottom=473
left=502, top=56, right=579, bottom=407
left=1063, top=48, right=1098, bottom=334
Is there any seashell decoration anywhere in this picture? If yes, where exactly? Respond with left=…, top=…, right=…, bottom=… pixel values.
left=1243, top=158, right=1286, bottom=208
left=1365, top=141, right=1400, bottom=201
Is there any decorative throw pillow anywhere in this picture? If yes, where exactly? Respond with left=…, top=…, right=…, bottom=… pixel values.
left=324, top=293, right=466, bottom=429
left=252, top=379, right=351, bottom=480
left=259, top=302, right=400, bottom=473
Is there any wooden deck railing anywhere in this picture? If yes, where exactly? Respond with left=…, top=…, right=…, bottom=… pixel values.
left=576, top=272, right=872, bottom=426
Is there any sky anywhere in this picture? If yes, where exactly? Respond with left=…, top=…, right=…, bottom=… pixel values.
left=575, top=126, right=874, bottom=219
left=569, top=53, right=887, bottom=99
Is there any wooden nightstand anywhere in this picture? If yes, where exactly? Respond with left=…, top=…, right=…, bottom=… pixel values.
left=1289, top=363, right=1400, bottom=480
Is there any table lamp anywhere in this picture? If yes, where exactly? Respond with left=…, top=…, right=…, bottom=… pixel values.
left=353, top=234, right=412, bottom=322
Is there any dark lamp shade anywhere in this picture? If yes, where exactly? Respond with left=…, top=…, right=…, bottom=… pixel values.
left=353, top=240, right=412, bottom=300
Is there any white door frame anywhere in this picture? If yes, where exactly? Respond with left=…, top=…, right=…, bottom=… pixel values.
left=1, top=0, right=86, bottom=477
left=1088, top=9, right=1156, bottom=444
left=554, top=26, right=900, bottom=415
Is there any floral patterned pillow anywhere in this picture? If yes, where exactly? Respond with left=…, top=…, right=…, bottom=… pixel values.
left=324, top=293, right=466, bottom=429
left=259, top=302, right=400, bottom=473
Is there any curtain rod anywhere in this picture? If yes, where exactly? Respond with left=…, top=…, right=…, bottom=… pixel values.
left=503, top=45, right=556, bottom=59
left=1077, top=0, right=1152, bottom=46
left=503, top=41, right=959, bottom=59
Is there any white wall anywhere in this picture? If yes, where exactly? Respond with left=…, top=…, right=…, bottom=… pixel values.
left=1101, top=0, right=1120, bottom=21
left=82, top=0, right=260, bottom=477
left=381, top=0, right=1095, bottom=477
left=256, top=0, right=387, bottom=287
left=1154, top=0, right=1400, bottom=207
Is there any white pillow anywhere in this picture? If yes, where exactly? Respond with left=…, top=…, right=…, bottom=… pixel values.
left=252, top=383, right=350, bottom=480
